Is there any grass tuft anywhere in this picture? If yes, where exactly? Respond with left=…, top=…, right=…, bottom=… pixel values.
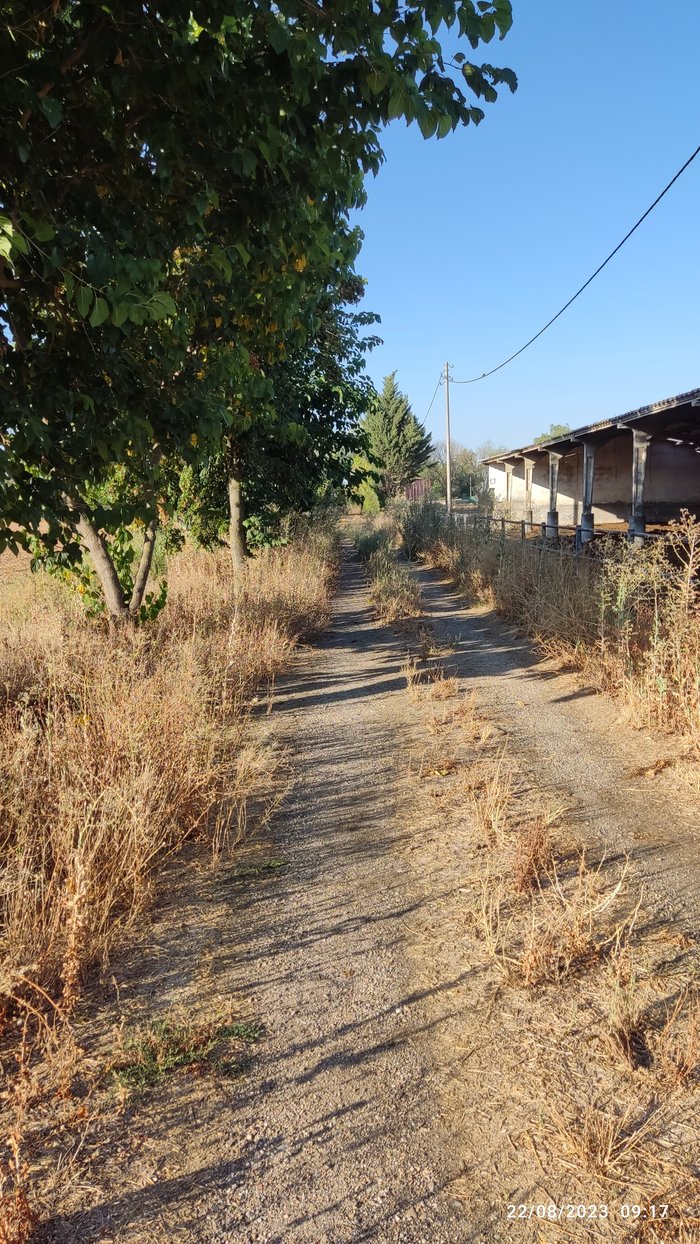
left=110, top=1012, right=263, bottom=1092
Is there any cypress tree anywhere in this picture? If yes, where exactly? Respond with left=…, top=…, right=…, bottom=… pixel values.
left=363, top=373, right=434, bottom=504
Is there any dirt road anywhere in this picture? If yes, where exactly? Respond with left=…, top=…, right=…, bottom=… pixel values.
left=41, top=543, right=700, bottom=1243
left=210, top=549, right=476, bottom=1243
left=412, top=561, right=700, bottom=929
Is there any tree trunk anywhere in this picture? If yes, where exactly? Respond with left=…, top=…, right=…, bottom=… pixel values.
left=227, top=437, right=248, bottom=572
left=62, top=494, right=129, bottom=622
left=129, top=516, right=158, bottom=614
left=228, top=473, right=247, bottom=572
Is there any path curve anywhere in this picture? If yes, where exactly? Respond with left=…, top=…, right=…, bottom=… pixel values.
left=411, top=559, right=700, bottom=929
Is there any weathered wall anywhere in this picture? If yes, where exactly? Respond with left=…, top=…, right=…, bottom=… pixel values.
left=488, top=435, right=700, bottom=526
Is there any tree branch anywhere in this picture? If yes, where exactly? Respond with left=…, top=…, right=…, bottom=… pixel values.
left=129, top=516, right=158, bottom=613
left=62, top=493, right=128, bottom=621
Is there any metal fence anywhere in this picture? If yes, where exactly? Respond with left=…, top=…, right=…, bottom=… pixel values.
left=449, top=511, right=662, bottom=554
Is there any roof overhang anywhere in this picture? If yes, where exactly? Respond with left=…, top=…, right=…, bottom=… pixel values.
left=481, top=387, right=700, bottom=467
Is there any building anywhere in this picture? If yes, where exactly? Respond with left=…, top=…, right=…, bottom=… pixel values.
left=404, top=477, right=433, bottom=503
left=483, top=387, right=700, bottom=540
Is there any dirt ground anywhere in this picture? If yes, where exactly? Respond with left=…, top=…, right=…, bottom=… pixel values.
left=31, top=543, right=700, bottom=1243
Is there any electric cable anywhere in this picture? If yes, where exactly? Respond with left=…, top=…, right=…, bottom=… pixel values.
left=423, top=370, right=443, bottom=421
left=450, top=142, right=700, bottom=385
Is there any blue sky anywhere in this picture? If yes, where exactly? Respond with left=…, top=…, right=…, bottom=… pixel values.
left=356, top=0, right=700, bottom=452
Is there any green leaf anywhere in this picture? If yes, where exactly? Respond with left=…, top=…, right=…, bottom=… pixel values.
left=39, top=95, right=63, bottom=128
left=387, top=90, right=404, bottom=120
left=417, top=109, right=437, bottom=139
left=437, top=112, right=453, bottom=139
left=89, top=296, right=109, bottom=327
left=494, top=0, right=513, bottom=36
left=268, top=23, right=290, bottom=54
left=112, top=301, right=130, bottom=327
left=76, top=286, right=93, bottom=317
left=149, top=291, right=177, bottom=318
left=234, top=242, right=251, bottom=266
left=32, top=221, right=55, bottom=242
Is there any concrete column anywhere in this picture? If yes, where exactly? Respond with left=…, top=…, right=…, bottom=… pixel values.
left=629, top=428, right=652, bottom=541
left=505, top=462, right=514, bottom=517
left=521, top=455, right=537, bottom=526
left=525, top=463, right=533, bottom=522
left=546, top=452, right=561, bottom=538
left=580, top=441, right=596, bottom=543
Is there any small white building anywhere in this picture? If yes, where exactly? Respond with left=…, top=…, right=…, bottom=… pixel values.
left=483, top=387, right=700, bottom=539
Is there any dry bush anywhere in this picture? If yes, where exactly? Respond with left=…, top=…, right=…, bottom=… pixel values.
left=518, top=857, right=639, bottom=988
left=548, top=1098, right=662, bottom=1182
left=467, top=746, right=513, bottom=840
left=511, top=815, right=555, bottom=893
left=0, top=524, right=338, bottom=1017
left=401, top=503, right=700, bottom=742
left=653, top=990, right=700, bottom=1087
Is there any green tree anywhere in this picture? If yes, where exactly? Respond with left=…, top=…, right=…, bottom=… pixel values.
left=428, top=438, right=506, bottom=510
left=533, top=423, right=572, bottom=444
left=178, top=275, right=380, bottom=545
left=1, top=1, right=516, bottom=617
left=363, top=374, right=434, bottom=503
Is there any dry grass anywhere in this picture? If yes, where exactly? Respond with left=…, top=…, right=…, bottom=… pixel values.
left=0, top=518, right=338, bottom=1225
left=654, top=990, right=700, bottom=1087
left=510, top=814, right=556, bottom=892
left=466, top=745, right=513, bottom=840
left=0, top=520, right=338, bottom=1018
left=401, top=502, right=700, bottom=743
left=519, top=857, right=641, bottom=988
left=548, top=1098, right=662, bottom=1182
left=601, top=951, right=653, bottom=1069
left=353, top=521, right=423, bottom=622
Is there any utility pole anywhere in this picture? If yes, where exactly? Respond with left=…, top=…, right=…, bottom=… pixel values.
left=444, top=361, right=452, bottom=516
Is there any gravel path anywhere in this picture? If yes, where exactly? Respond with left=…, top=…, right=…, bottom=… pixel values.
left=412, top=560, right=700, bottom=929
left=214, top=547, right=476, bottom=1243
left=38, top=542, right=700, bottom=1244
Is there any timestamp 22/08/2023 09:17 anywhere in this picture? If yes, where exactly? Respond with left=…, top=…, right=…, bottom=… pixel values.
left=507, top=1203, right=671, bottom=1222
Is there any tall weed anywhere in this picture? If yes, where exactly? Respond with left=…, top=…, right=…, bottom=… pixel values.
left=400, top=501, right=700, bottom=739
left=0, top=522, right=338, bottom=1015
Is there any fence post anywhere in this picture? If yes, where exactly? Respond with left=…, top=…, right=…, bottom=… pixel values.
left=520, top=519, right=526, bottom=541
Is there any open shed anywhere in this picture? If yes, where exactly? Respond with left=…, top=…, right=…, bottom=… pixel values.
left=482, top=387, right=700, bottom=540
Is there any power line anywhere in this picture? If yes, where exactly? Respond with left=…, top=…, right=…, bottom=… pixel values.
left=451, top=142, right=700, bottom=386
left=423, top=370, right=443, bottom=421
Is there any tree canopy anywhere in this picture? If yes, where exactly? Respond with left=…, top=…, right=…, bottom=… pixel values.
left=533, top=423, right=572, bottom=444
left=1, top=0, right=516, bottom=617
left=428, top=438, right=507, bottom=509
left=363, top=373, right=434, bottom=502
